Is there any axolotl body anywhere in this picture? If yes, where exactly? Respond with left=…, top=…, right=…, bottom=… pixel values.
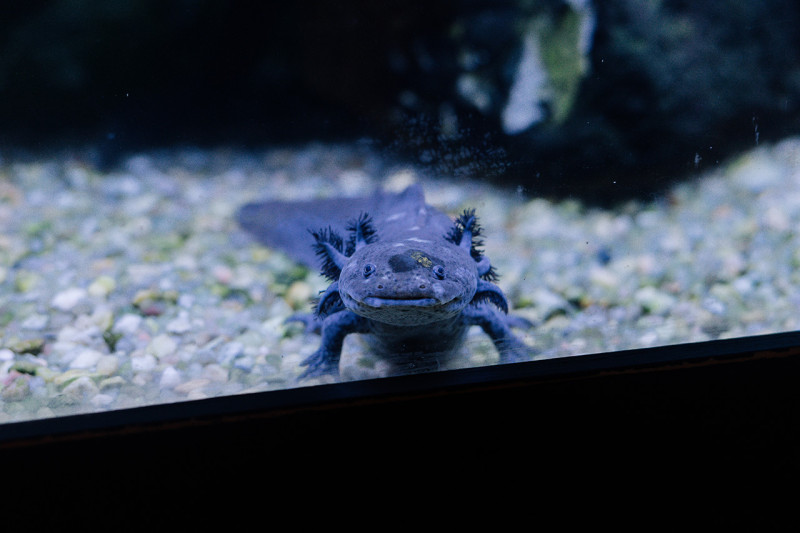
left=237, top=184, right=532, bottom=378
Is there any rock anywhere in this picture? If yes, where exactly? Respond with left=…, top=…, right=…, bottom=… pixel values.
left=87, top=275, right=116, bottom=298
left=60, top=376, right=99, bottom=403
left=51, top=287, right=88, bottom=311
left=202, top=364, right=228, bottom=383
left=21, top=313, right=49, bottom=330
left=8, top=338, right=45, bottom=356
left=53, top=369, right=93, bottom=387
left=159, top=366, right=182, bottom=389
left=212, top=264, right=234, bottom=284
left=131, top=353, right=157, bottom=373
left=634, top=286, right=677, bottom=316
left=285, top=281, right=313, bottom=310
left=174, top=378, right=210, bottom=395
left=729, top=151, right=787, bottom=194
left=166, top=313, right=192, bottom=334
left=147, top=334, right=177, bottom=359
left=90, top=393, right=115, bottom=407
left=218, top=342, right=244, bottom=366
left=531, top=288, right=571, bottom=320
left=113, top=313, right=143, bottom=335
left=96, top=355, right=120, bottom=376
left=233, top=356, right=255, bottom=373
left=1, top=374, right=30, bottom=401
left=4, top=2, right=800, bottom=202
left=69, top=348, right=104, bottom=369
left=14, top=270, right=41, bottom=292
left=98, top=376, right=126, bottom=390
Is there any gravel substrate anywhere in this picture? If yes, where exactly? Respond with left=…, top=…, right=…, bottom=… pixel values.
left=2, top=138, right=800, bottom=424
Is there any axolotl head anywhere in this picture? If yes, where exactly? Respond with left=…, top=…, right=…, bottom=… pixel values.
left=311, top=211, right=509, bottom=327
left=338, top=240, right=477, bottom=325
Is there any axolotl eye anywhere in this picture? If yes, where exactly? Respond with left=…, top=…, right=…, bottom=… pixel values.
left=363, top=263, right=376, bottom=278
left=432, top=264, right=445, bottom=280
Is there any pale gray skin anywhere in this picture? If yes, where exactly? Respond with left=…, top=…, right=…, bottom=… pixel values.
left=237, top=184, right=532, bottom=378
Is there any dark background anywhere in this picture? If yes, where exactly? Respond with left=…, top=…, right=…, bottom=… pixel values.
left=2, top=0, right=800, bottom=201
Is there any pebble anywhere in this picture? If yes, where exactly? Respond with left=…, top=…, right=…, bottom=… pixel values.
left=147, top=334, right=177, bottom=359
left=159, top=366, right=183, bottom=389
left=99, top=376, right=126, bottom=390
left=69, top=348, right=104, bottom=369
left=113, top=313, right=143, bottom=334
left=166, top=313, right=192, bottom=334
left=61, top=376, right=99, bottom=403
left=218, top=342, right=244, bottom=365
left=634, top=286, right=677, bottom=315
left=202, top=364, right=228, bottom=382
left=131, top=353, right=157, bottom=372
left=285, top=281, right=313, bottom=310
left=1, top=374, right=30, bottom=401
left=96, top=355, right=120, bottom=376
left=88, top=275, right=116, bottom=298
left=51, top=369, right=88, bottom=387
left=21, top=313, right=49, bottom=330
left=90, top=393, right=115, bottom=407
left=174, top=378, right=210, bottom=394
left=51, top=287, right=88, bottom=311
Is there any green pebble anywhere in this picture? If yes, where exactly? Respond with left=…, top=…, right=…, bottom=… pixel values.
left=88, top=275, right=117, bottom=298
left=53, top=369, right=94, bottom=387
left=8, top=338, right=45, bottom=356
left=99, top=376, right=126, bottom=390
left=14, top=270, right=41, bottom=292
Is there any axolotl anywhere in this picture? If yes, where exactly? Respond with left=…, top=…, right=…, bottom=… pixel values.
left=237, top=184, right=532, bottom=378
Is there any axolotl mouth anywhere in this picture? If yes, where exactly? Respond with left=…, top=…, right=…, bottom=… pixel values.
left=361, top=296, right=442, bottom=307
left=342, top=292, right=466, bottom=325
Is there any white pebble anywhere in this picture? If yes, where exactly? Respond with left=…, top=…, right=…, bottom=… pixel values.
left=51, top=287, right=88, bottom=311
left=147, top=334, right=177, bottom=359
left=96, top=355, right=120, bottom=376
left=186, top=389, right=208, bottom=400
left=175, top=378, right=210, bottom=394
left=90, top=393, right=115, bottom=407
left=21, top=314, right=49, bottom=330
left=177, top=293, right=195, bottom=308
left=131, top=353, right=157, bottom=372
left=218, top=342, right=244, bottom=365
left=56, top=324, right=93, bottom=344
left=213, top=264, right=234, bottom=284
left=634, top=286, right=676, bottom=315
left=233, top=356, right=254, bottom=372
left=0, top=348, right=14, bottom=362
left=113, top=313, right=142, bottom=334
left=202, top=363, right=228, bottom=382
left=159, top=366, right=183, bottom=389
left=69, top=349, right=104, bottom=369
left=166, top=313, right=192, bottom=334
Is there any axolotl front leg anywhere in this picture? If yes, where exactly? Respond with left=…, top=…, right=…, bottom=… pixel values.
left=461, top=302, right=533, bottom=364
left=298, top=309, right=370, bottom=379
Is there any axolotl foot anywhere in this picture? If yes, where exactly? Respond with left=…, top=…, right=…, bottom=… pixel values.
left=285, top=312, right=322, bottom=334
left=297, top=349, right=340, bottom=379
left=497, top=335, right=536, bottom=364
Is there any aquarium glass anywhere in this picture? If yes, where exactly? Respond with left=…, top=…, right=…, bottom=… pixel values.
left=1, top=1, right=799, bottom=426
